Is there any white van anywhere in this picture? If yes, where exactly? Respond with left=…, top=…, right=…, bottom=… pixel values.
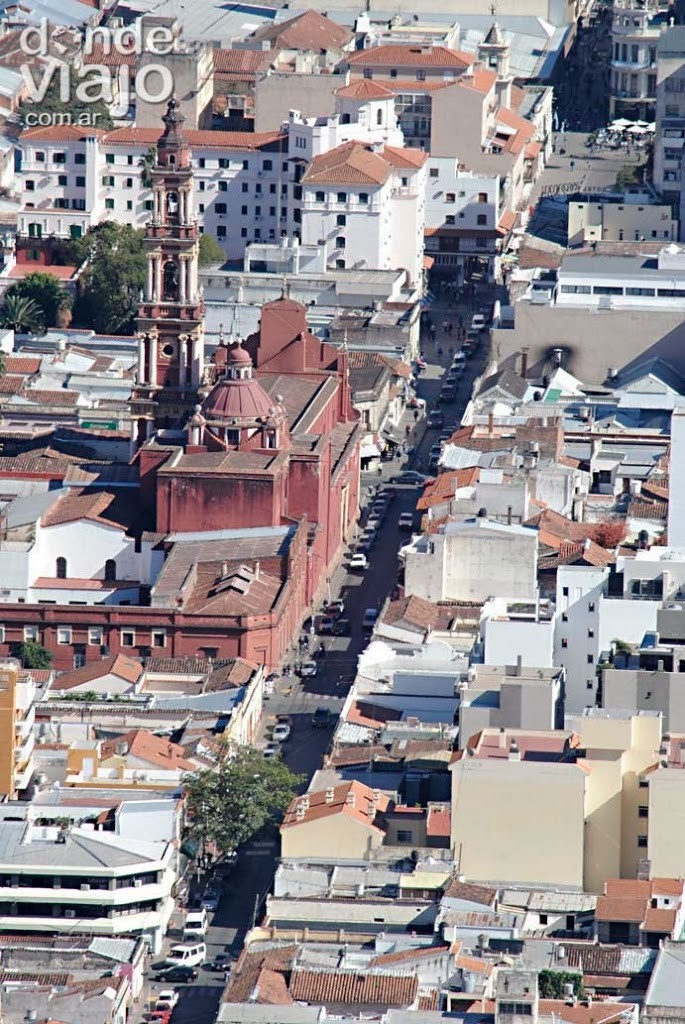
left=164, top=942, right=206, bottom=968
left=183, top=908, right=208, bottom=939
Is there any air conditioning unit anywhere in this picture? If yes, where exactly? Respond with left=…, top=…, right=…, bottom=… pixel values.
left=133, top=879, right=143, bottom=887
left=80, top=883, right=90, bottom=891
left=64, top=909, right=76, bottom=919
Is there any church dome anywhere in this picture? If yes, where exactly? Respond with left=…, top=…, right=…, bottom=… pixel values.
left=201, top=342, right=274, bottom=422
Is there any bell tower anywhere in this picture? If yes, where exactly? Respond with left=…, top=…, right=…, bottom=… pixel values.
left=134, top=96, right=205, bottom=434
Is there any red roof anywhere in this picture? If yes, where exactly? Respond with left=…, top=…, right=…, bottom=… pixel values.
left=8, top=265, right=76, bottom=281
left=249, top=9, right=354, bottom=51
left=289, top=967, right=418, bottom=1007
left=347, top=44, right=472, bottom=68
left=213, top=49, right=274, bottom=76
left=426, top=802, right=451, bottom=837
left=302, top=140, right=391, bottom=186
left=335, top=78, right=396, bottom=100
left=21, top=125, right=284, bottom=151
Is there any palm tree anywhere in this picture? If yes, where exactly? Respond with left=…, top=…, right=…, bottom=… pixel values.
left=138, top=146, right=157, bottom=189
left=0, top=293, right=44, bottom=334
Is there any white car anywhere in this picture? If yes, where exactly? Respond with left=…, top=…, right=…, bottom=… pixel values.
left=272, top=722, right=291, bottom=742
left=399, top=512, right=415, bottom=531
left=299, top=660, right=318, bottom=677
left=349, top=553, right=368, bottom=571
left=155, top=990, right=179, bottom=1010
left=470, top=314, right=487, bottom=331
left=263, top=742, right=282, bottom=758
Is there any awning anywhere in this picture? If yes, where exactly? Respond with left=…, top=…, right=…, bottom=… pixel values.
left=382, top=427, right=405, bottom=446
left=360, top=443, right=381, bottom=459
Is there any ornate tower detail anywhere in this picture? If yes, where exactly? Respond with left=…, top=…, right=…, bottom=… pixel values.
left=134, top=96, right=205, bottom=432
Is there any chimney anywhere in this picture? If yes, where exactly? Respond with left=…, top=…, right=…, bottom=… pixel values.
left=346, top=790, right=356, bottom=808
left=254, top=561, right=260, bottom=582
left=507, top=505, right=513, bottom=526
left=509, top=740, right=521, bottom=762
left=658, top=659, right=665, bottom=672
left=325, top=787, right=335, bottom=803
left=222, top=561, right=229, bottom=576
left=520, top=348, right=528, bottom=379
left=498, top=727, right=506, bottom=749
left=516, top=654, right=522, bottom=677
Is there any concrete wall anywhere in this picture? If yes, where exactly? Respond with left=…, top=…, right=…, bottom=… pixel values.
left=568, top=201, right=676, bottom=246
left=603, top=668, right=685, bottom=734
left=254, top=73, right=341, bottom=132
left=280, top=815, right=384, bottom=861
left=648, top=769, right=685, bottom=877
left=450, top=758, right=586, bottom=887
left=484, top=618, right=555, bottom=667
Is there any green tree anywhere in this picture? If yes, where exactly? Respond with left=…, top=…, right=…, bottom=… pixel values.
left=185, top=746, right=302, bottom=862
left=138, top=146, right=157, bottom=189
left=538, top=970, right=585, bottom=999
left=5, top=272, right=71, bottom=329
left=15, top=641, right=53, bottom=669
left=18, top=78, right=114, bottom=130
left=198, top=233, right=226, bottom=267
left=70, top=222, right=146, bottom=335
left=0, top=293, right=45, bottom=334
left=615, top=163, right=640, bottom=191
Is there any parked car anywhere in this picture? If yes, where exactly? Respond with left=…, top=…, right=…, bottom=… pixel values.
left=363, top=608, right=379, bottom=633
left=331, top=617, right=351, bottom=636
left=366, top=514, right=382, bottom=530
left=349, top=552, right=368, bottom=571
left=390, top=471, right=431, bottom=484
left=312, top=707, right=333, bottom=728
left=439, top=430, right=452, bottom=442
left=427, top=410, right=444, bottom=429
left=327, top=599, right=345, bottom=617
left=399, top=512, right=415, bottom=531
left=452, top=352, right=467, bottom=365
left=154, top=966, right=198, bottom=983
left=471, top=313, right=487, bottom=332
left=318, top=615, right=336, bottom=634
left=164, top=943, right=206, bottom=968
left=200, top=888, right=221, bottom=912
left=356, top=536, right=374, bottom=555
left=439, top=386, right=456, bottom=403
left=299, top=660, right=318, bottom=678
left=209, top=953, right=235, bottom=973
left=154, top=991, right=179, bottom=1013
left=263, top=741, right=282, bottom=759
left=272, top=722, right=291, bottom=743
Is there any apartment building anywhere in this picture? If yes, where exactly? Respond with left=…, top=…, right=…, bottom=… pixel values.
left=0, top=660, right=35, bottom=797
left=655, top=26, right=685, bottom=223
left=17, top=87, right=413, bottom=265
left=567, top=198, right=677, bottom=246
left=450, top=711, right=663, bottom=891
left=610, top=0, right=661, bottom=120
left=554, top=245, right=685, bottom=311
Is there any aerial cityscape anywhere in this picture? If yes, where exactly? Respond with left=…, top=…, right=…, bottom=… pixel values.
left=1, top=0, right=685, bottom=1022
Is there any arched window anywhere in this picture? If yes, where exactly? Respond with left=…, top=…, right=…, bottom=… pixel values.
left=56, top=557, right=67, bottom=579
left=104, top=559, right=116, bottom=582
left=163, top=260, right=178, bottom=300
left=377, top=108, right=383, bottom=126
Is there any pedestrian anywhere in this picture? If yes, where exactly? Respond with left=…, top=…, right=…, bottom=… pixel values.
left=437, top=345, right=443, bottom=357
left=570, top=158, right=575, bottom=173
left=405, top=424, right=411, bottom=437
left=377, top=462, right=382, bottom=476
left=442, top=319, right=449, bottom=333
left=446, top=321, right=453, bottom=336
left=458, top=315, right=463, bottom=329
left=413, top=409, right=419, bottom=422
left=429, top=324, right=436, bottom=342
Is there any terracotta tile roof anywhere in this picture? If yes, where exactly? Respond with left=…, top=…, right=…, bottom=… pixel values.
left=54, top=653, right=142, bottom=691
left=213, top=48, right=274, bottom=76
left=40, top=489, right=124, bottom=529
left=346, top=699, right=403, bottom=728
left=454, top=954, right=493, bottom=976
left=628, top=498, right=668, bottom=520
left=16, top=387, right=80, bottom=406
left=225, top=946, right=297, bottom=1004
left=289, top=967, right=418, bottom=1007
left=537, top=1000, right=638, bottom=1024
left=250, top=9, right=353, bottom=51
left=4, top=356, right=41, bottom=374
left=380, top=594, right=465, bottom=635
left=326, top=743, right=396, bottom=768
left=370, top=945, right=449, bottom=967
left=145, top=656, right=211, bottom=675
left=281, top=780, right=390, bottom=832
left=302, top=140, right=390, bottom=186
left=525, top=140, right=542, bottom=159
left=526, top=508, right=594, bottom=542
left=597, top=878, right=684, bottom=930
left=383, top=145, right=428, bottom=169
left=498, top=208, right=517, bottom=233
left=458, top=68, right=497, bottom=94
left=453, top=729, right=578, bottom=763
left=100, top=728, right=197, bottom=771
left=347, top=44, right=472, bottom=68
left=418, top=991, right=441, bottom=1011
left=426, top=802, right=451, bottom=838
left=442, top=878, right=497, bottom=906
left=83, top=45, right=136, bottom=69
left=32, top=577, right=137, bottom=591
left=385, top=78, right=451, bottom=93
left=20, top=125, right=107, bottom=142
left=9, top=265, right=76, bottom=281
left=0, top=375, right=26, bottom=394
left=103, top=127, right=285, bottom=151
left=538, top=539, right=615, bottom=570
left=417, top=468, right=479, bottom=509
left=565, top=944, right=620, bottom=974
left=335, top=78, right=396, bottom=99
left=641, top=905, right=676, bottom=932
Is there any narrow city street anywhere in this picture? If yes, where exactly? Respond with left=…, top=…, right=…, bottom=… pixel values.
left=156, top=308, right=488, bottom=1024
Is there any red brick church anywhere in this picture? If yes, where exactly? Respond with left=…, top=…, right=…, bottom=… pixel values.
left=0, top=100, right=361, bottom=671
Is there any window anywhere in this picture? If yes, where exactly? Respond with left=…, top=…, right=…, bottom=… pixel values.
left=255, top=183, right=262, bottom=194
left=217, top=226, right=226, bottom=238
left=75, top=153, right=85, bottom=165
left=269, top=183, right=276, bottom=194
left=127, top=155, right=134, bottom=165
left=396, top=829, right=413, bottom=842
left=58, top=174, right=67, bottom=186
left=88, top=627, right=103, bottom=646
left=241, top=228, right=247, bottom=238
left=55, top=198, right=69, bottom=209
left=587, top=680, right=594, bottom=689
left=561, top=638, right=568, bottom=649
left=445, top=215, right=455, bottom=225
left=336, top=236, right=345, bottom=249
left=215, top=202, right=227, bottom=214
left=336, top=258, right=345, bottom=269
left=639, top=778, right=649, bottom=789
left=445, top=192, right=455, bottom=203
left=269, top=206, right=276, bottom=216
left=638, top=835, right=648, bottom=848
left=429, top=167, right=439, bottom=178
left=105, top=153, right=115, bottom=164
left=588, top=601, right=595, bottom=612
left=144, top=200, right=153, bottom=211
left=35, top=151, right=45, bottom=162
left=337, top=214, right=346, bottom=226
left=241, top=183, right=249, bottom=194
left=255, top=205, right=261, bottom=216
left=104, top=560, right=116, bottom=582
left=539, top=914, right=548, bottom=925
left=478, top=192, right=488, bottom=203
left=23, top=626, right=38, bottom=642
left=152, top=630, right=166, bottom=648
left=120, top=629, right=135, bottom=648
left=593, top=286, right=623, bottom=296
left=359, top=192, right=369, bottom=204
left=416, top=69, right=425, bottom=80
left=499, top=1005, right=533, bottom=1017
left=53, top=152, right=66, bottom=164
left=587, top=654, right=594, bottom=665
left=363, top=68, right=372, bottom=79
left=562, top=613, right=568, bottom=622
left=639, top=806, right=648, bottom=818
left=198, top=203, right=204, bottom=213
left=57, top=627, right=72, bottom=645
left=241, top=205, right=248, bottom=216
left=218, top=181, right=227, bottom=191
left=315, top=190, right=325, bottom=202
left=102, top=175, right=115, bottom=187
left=477, top=213, right=487, bottom=225
left=125, top=177, right=133, bottom=188
left=105, top=199, right=114, bottom=209
left=25, top=180, right=35, bottom=191
left=56, top=557, right=67, bottom=579
left=588, top=629, right=594, bottom=638
left=255, top=228, right=261, bottom=240
left=242, top=159, right=249, bottom=170
left=262, top=159, right=273, bottom=171
left=73, top=647, right=86, bottom=669
left=562, top=586, right=569, bottom=597
left=76, top=175, right=85, bottom=187
left=337, top=192, right=347, bottom=203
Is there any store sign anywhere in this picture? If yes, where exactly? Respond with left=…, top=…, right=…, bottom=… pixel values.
left=540, top=180, right=586, bottom=197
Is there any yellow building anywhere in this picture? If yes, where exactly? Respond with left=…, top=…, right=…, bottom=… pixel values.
left=0, top=660, right=35, bottom=798
left=644, top=733, right=685, bottom=879
left=280, top=781, right=390, bottom=861
left=450, top=712, right=663, bottom=892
